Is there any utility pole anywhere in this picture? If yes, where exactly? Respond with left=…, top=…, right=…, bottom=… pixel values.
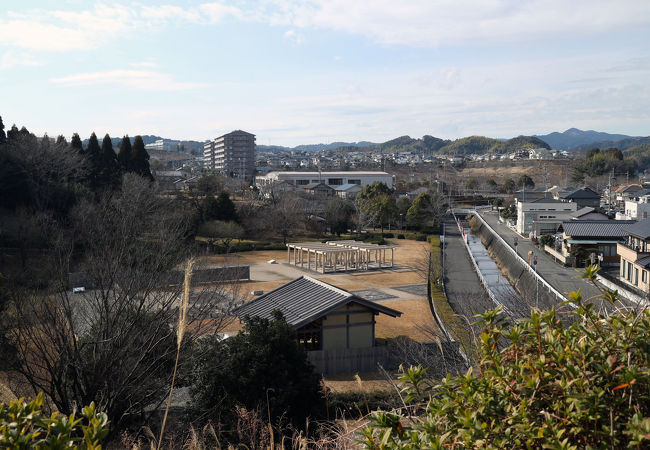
left=533, top=254, right=538, bottom=309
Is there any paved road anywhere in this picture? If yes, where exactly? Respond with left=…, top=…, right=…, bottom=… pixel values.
left=478, top=210, right=619, bottom=311
left=442, top=217, right=496, bottom=322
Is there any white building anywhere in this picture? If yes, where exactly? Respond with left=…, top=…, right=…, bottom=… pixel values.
left=255, top=171, right=394, bottom=190
left=204, top=130, right=256, bottom=180
left=516, top=198, right=577, bottom=235
left=620, top=196, right=650, bottom=221
left=528, top=148, right=553, bottom=160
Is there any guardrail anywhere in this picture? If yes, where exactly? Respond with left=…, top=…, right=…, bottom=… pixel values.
left=470, top=211, right=569, bottom=305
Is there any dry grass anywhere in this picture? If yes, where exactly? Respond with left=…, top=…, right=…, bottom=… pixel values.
left=375, top=298, right=439, bottom=340
left=323, top=372, right=398, bottom=393
left=0, top=380, right=16, bottom=403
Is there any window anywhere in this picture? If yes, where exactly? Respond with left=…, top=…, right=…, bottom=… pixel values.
left=643, top=270, right=647, bottom=283
left=328, top=178, right=344, bottom=186
left=628, top=262, right=633, bottom=281
left=296, top=179, right=310, bottom=185
left=348, top=179, right=361, bottom=185
left=635, top=268, right=639, bottom=286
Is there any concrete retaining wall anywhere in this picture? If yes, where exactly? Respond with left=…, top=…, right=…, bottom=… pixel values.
left=470, top=216, right=567, bottom=312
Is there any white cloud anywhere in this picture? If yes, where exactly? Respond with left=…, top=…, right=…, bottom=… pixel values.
left=257, top=0, right=650, bottom=47
left=0, top=2, right=243, bottom=53
left=0, top=19, right=93, bottom=51
left=0, top=50, right=42, bottom=70
left=50, top=69, right=210, bottom=91
left=198, top=2, right=244, bottom=24
left=283, top=29, right=303, bottom=45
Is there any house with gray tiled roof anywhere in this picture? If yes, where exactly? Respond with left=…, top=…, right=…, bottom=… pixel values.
left=234, top=276, right=402, bottom=373
left=618, top=218, right=650, bottom=293
left=559, top=220, right=636, bottom=267
left=561, top=186, right=601, bottom=209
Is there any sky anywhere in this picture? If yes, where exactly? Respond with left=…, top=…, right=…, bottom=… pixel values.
left=1, top=1, right=650, bottom=147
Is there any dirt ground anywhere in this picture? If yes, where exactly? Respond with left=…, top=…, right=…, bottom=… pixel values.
left=457, top=160, right=575, bottom=186
left=206, top=239, right=437, bottom=343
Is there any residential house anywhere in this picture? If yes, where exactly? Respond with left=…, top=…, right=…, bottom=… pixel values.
left=612, top=184, right=643, bottom=205
left=561, top=187, right=601, bottom=209
left=617, top=218, right=650, bottom=293
left=334, top=183, right=362, bottom=200
left=302, top=182, right=335, bottom=198
left=559, top=220, right=635, bottom=267
left=620, top=194, right=650, bottom=221
left=234, top=276, right=402, bottom=373
left=570, top=207, right=609, bottom=221
left=514, top=187, right=551, bottom=203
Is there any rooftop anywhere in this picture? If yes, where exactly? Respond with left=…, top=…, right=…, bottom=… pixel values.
left=570, top=206, right=596, bottom=217
left=623, top=218, right=650, bottom=239
left=234, top=276, right=401, bottom=329
left=562, top=187, right=600, bottom=200
left=562, top=220, right=636, bottom=238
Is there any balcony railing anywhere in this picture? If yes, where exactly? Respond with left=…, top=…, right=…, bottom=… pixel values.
left=619, top=241, right=650, bottom=254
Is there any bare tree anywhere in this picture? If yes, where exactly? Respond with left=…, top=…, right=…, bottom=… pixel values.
left=266, top=192, right=304, bottom=243
left=7, top=174, right=240, bottom=429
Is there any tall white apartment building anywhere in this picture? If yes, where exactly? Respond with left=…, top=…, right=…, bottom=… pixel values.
left=204, top=130, right=256, bottom=180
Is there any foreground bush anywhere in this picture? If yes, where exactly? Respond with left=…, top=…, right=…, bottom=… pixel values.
left=362, top=271, right=650, bottom=448
left=0, top=393, right=108, bottom=448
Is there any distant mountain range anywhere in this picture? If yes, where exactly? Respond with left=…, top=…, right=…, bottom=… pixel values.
left=258, top=141, right=377, bottom=153
left=78, top=128, right=649, bottom=157
left=534, top=128, right=637, bottom=150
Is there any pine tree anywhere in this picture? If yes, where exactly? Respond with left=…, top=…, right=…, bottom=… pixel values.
left=130, top=135, right=153, bottom=180
left=71, top=133, right=83, bottom=154
left=98, top=134, right=120, bottom=188
left=55, top=135, right=67, bottom=146
left=117, top=135, right=132, bottom=172
left=0, top=115, right=6, bottom=145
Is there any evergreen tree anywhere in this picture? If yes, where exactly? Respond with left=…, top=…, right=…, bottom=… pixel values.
left=6, top=125, right=19, bottom=143
left=71, top=133, right=83, bottom=154
left=40, top=133, right=51, bottom=151
left=19, top=126, right=37, bottom=146
left=129, top=135, right=153, bottom=180
left=99, top=133, right=120, bottom=188
left=117, top=135, right=132, bottom=172
left=189, top=311, right=322, bottom=433
left=86, top=132, right=101, bottom=189
left=0, top=115, right=5, bottom=145
left=55, top=135, right=67, bottom=146
left=214, top=192, right=237, bottom=222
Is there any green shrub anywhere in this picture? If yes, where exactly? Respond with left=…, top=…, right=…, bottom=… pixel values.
left=384, top=232, right=394, bottom=238
left=0, top=393, right=109, bottom=448
left=539, top=233, right=554, bottom=247
left=397, top=234, right=405, bottom=239
left=358, top=234, right=386, bottom=245
left=362, top=267, right=650, bottom=448
left=415, top=233, right=427, bottom=241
